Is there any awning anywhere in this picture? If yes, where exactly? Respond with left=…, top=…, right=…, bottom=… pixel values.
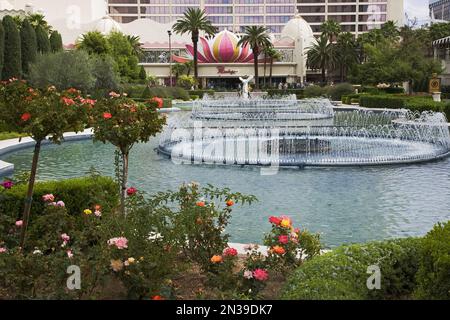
left=433, top=36, right=450, bottom=47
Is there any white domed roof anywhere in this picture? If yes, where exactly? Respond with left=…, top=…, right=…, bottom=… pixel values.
left=95, top=15, right=122, bottom=35
left=0, top=0, right=14, bottom=10
left=281, top=13, right=315, bottom=48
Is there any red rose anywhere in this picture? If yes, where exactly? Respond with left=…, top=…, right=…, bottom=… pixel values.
left=62, top=97, right=76, bottom=106
left=226, top=200, right=234, bottom=207
left=196, top=201, right=205, bottom=207
left=269, top=216, right=282, bottom=225
left=127, top=187, right=137, bottom=196
left=103, top=112, right=112, bottom=119
left=21, top=113, right=31, bottom=122
left=151, top=295, right=164, bottom=300
left=278, top=235, right=289, bottom=244
left=223, top=247, right=238, bottom=257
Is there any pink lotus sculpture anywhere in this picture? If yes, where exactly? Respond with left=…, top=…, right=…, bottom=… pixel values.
left=173, top=30, right=255, bottom=64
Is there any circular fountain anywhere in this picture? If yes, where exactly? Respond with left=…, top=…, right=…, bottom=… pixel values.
left=158, top=97, right=450, bottom=167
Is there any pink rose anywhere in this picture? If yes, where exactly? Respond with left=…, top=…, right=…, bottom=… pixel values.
left=15, top=220, right=23, bottom=227
left=0, top=247, right=7, bottom=253
left=253, top=269, right=269, bottom=281
left=223, top=247, right=238, bottom=257
left=278, top=235, right=289, bottom=244
left=56, top=201, right=65, bottom=207
left=67, top=250, right=73, bottom=258
left=94, top=210, right=102, bottom=217
left=107, top=237, right=128, bottom=249
left=42, top=194, right=55, bottom=202
left=243, top=270, right=253, bottom=279
left=61, top=233, right=70, bottom=242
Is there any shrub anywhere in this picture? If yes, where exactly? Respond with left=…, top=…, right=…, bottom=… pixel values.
left=359, top=95, right=406, bottom=109
left=326, top=83, right=354, bottom=101
left=0, top=175, right=118, bottom=222
left=0, top=23, right=4, bottom=76
left=20, top=19, right=37, bottom=77
left=29, top=50, right=96, bottom=92
left=266, top=89, right=304, bottom=99
left=304, top=85, right=325, bottom=98
left=189, top=89, right=215, bottom=98
left=35, top=25, right=50, bottom=54
left=414, top=221, right=450, bottom=300
left=49, top=31, right=63, bottom=53
left=281, top=238, right=422, bottom=300
left=177, top=75, right=197, bottom=89
left=91, top=55, right=121, bottom=94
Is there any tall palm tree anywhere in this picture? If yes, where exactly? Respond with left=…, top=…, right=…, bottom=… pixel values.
left=307, top=35, right=337, bottom=83
left=267, top=48, right=282, bottom=88
left=184, top=61, right=194, bottom=76
left=126, top=35, right=144, bottom=58
left=173, top=8, right=216, bottom=86
left=380, top=21, right=400, bottom=40
left=336, top=32, right=358, bottom=82
left=171, top=63, right=186, bottom=81
left=238, top=26, right=272, bottom=90
left=27, top=13, right=52, bottom=34
left=77, top=31, right=110, bottom=55
left=321, top=20, right=341, bottom=43
left=262, top=45, right=274, bottom=87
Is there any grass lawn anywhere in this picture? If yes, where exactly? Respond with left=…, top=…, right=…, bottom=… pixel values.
left=0, top=132, right=26, bottom=141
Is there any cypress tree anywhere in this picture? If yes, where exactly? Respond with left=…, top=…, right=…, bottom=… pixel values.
left=139, top=65, right=147, bottom=80
left=20, top=19, right=37, bottom=77
left=35, top=25, right=50, bottom=54
left=2, top=15, right=22, bottom=80
left=0, top=23, right=4, bottom=77
left=49, top=31, right=63, bottom=52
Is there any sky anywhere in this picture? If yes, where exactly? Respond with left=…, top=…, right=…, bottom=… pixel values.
left=405, top=0, right=431, bottom=26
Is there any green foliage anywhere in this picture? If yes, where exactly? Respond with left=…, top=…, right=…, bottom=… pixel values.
left=266, top=89, right=304, bottom=99
left=429, top=22, right=450, bottom=41
left=359, top=95, right=407, bottom=109
left=177, top=74, right=197, bottom=89
left=281, top=238, right=422, bottom=300
left=414, top=221, right=450, bottom=300
left=107, top=32, right=140, bottom=82
left=304, top=85, right=326, bottom=98
left=91, top=55, right=121, bottom=94
left=139, top=85, right=190, bottom=101
left=2, top=15, right=22, bottom=80
left=29, top=50, right=96, bottom=92
left=0, top=22, right=4, bottom=77
left=49, top=31, right=63, bottom=52
left=326, top=83, right=354, bottom=101
left=20, top=19, right=37, bottom=78
left=139, top=65, right=146, bottom=81
left=307, top=35, right=336, bottom=82
left=77, top=31, right=110, bottom=56
left=188, top=89, right=215, bottom=98
left=35, top=25, right=50, bottom=54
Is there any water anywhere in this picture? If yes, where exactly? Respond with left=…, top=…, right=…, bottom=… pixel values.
left=3, top=137, right=450, bottom=248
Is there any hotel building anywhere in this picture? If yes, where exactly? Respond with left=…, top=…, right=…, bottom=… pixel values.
left=430, top=0, right=450, bottom=21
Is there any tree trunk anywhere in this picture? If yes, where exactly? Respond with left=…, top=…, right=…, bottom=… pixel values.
left=322, top=67, right=326, bottom=83
left=263, top=54, right=267, bottom=88
left=20, top=140, right=42, bottom=248
left=120, top=151, right=129, bottom=215
left=192, top=31, right=199, bottom=89
left=253, top=47, right=259, bottom=90
left=269, top=58, right=274, bottom=87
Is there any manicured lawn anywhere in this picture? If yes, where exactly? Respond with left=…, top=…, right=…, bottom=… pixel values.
left=0, top=132, right=26, bottom=141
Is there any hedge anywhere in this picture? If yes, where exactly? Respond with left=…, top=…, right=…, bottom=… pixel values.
left=281, top=238, right=422, bottom=300
left=188, top=89, right=215, bottom=98
left=0, top=176, right=118, bottom=221
left=267, top=89, right=304, bottom=99
left=359, top=95, right=450, bottom=119
left=132, top=97, right=172, bottom=108
left=122, top=85, right=190, bottom=101
left=414, top=221, right=450, bottom=300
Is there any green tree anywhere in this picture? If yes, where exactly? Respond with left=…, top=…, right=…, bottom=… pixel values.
left=139, top=65, right=147, bottom=81
left=29, top=50, right=95, bottom=92
left=91, top=55, right=121, bottom=94
left=307, top=35, right=336, bottom=83
left=262, top=45, right=274, bottom=87
left=268, top=48, right=282, bottom=88
left=429, top=22, right=450, bottom=41
left=35, top=25, right=50, bottom=54
left=49, top=31, right=63, bottom=52
left=77, top=31, right=110, bottom=55
left=321, top=20, right=342, bottom=43
left=107, top=31, right=140, bottom=81
left=90, top=94, right=165, bottom=214
left=2, top=15, right=22, bottom=80
left=0, top=81, right=89, bottom=247
left=126, top=35, right=143, bottom=58
left=238, top=26, right=272, bottom=90
left=20, top=19, right=37, bottom=77
left=28, top=13, right=52, bottom=34
left=0, top=23, right=4, bottom=77
left=380, top=21, right=400, bottom=40
left=336, top=32, right=358, bottom=82
left=171, top=63, right=186, bottom=81
left=184, top=60, right=194, bottom=76
left=173, top=8, right=217, bottom=85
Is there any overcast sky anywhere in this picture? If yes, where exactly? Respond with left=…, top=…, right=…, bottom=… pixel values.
left=405, top=0, right=430, bottom=25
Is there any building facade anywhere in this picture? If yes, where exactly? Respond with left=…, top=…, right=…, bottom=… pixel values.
left=430, top=0, right=450, bottom=21
left=297, top=0, right=404, bottom=37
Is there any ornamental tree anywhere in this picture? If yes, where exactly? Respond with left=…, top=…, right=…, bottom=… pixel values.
left=20, top=19, right=38, bottom=77
left=2, top=15, right=22, bottom=80
left=0, top=80, right=91, bottom=247
left=89, top=92, right=165, bottom=214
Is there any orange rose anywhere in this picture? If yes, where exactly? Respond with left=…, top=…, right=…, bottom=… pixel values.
left=272, top=246, right=286, bottom=255
left=196, top=201, right=205, bottom=207
left=210, top=255, right=223, bottom=263
left=226, top=200, right=234, bottom=207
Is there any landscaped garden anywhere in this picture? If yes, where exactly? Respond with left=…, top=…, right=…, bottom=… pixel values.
left=0, top=11, right=449, bottom=302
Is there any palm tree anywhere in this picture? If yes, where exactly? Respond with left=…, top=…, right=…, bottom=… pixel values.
left=268, top=49, right=282, bottom=88
left=262, top=45, right=274, bottom=87
left=184, top=61, right=194, bottom=76
left=27, top=13, right=52, bottom=34
left=171, top=63, right=186, bottom=81
left=307, top=35, right=337, bottom=83
left=380, top=21, right=400, bottom=40
left=321, top=20, right=341, bottom=43
left=336, top=32, right=359, bottom=82
left=238, top=26, right=272, bottom=90
left=77, top=31, right=110, bottom=55
left=126, top=35, right=144, bottom=58
left=173, top=8, right=216, bottom=86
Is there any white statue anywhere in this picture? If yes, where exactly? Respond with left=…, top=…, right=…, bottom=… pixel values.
left=239, top=75, right=254, bottom=100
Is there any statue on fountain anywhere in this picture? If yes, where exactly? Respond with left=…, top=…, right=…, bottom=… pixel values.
left=239, top=75, right=254, bottom=100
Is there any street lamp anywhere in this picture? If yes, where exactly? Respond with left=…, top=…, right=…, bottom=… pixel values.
left=168, top=30, right=173, bottom=87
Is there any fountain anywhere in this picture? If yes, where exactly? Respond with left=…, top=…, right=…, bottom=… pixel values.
left=158, top=96, right=450, bottom=167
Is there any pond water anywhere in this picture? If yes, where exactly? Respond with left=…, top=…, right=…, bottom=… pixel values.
left=3, top=137, right=450, bottom=248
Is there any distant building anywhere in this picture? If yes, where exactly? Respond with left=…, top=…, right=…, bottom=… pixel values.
left=430, top=0, right=450, bottom=22
left=433, top=36, right=450, bottom=86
